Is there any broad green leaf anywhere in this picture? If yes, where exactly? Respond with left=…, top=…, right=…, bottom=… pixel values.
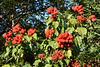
left=76, top=27, right=87, bottom=36
left=23, top=62, right=32, bottom=67
left=46, top=57, right=52, bottom=63
left=46, top=19, right=52, bottom=26
left=29, top=44, right=32, bottom=51
left=5, top=47, right=10, bottom=57
left=54, top=64, right=58, bottom=67
left=2, top=64, right=10, bottom=67
left=23, top=35, right=32, bottom=42
left=69, top=19, right=77, bottom=24
left=52, top=21, right=59, bottom=28
left=49, top=41, right=58, bottom=49
left=76, top=36, right=82, bottom=46
left=64, top=59, right=70, bottom=66
left=54, top=29, right=59, bottom=36
left=58, top=60, right=63, bottom=67
left=32, top=33, right=37, bottom=40
left=66, top=27, right=74, bottom=34
left=45, top=64, right=52, bottom=67
left=33, top=60, right=41, bottom=67
left=67, top=14, right=72, bottom=19
left=67, top=50, right=72, bottom=59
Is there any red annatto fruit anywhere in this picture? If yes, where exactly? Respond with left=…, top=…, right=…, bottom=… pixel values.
left=41, top=57, right=45, bottom=61
left=72, top=7, right=75, bottom=10
left=54, top=8, right=57, bottom=11
left=7, top=31, right=12, bottom=36
left=68, top=47, right=71, bottom=49
left=89, top=15, right=95, bottom=19
left=78, top=8, right=84, bottom=13
left=51, top=18, right=54, bottom=22
left=61, top=44, right=64, bottom=48
left=49, top=35, right=52, bottom=38
left=58, top=44, right=61, bottom=48
left=50, top=29, right=52, bottom=35
left=4, top=42, right=8, bottom=46
left=92, top=18, right=96, bottom=22
left=50, top=16, right=53, bottom=18
left=38, top=54, right=41, bottom=58
left=66, top=40, right=69, bottom=43
left=52, top=30, right=55, bottom=33
left=19, top=29, right=26, bottom=34
left=16, top=24, right=20, bottom=28
left=79, top=11, right=84, bottom=15
left=69, top=40, right=72, bottom=43
left=3, top=33, right=8, bottom=39
left=7, top=37, right=12, bottom=41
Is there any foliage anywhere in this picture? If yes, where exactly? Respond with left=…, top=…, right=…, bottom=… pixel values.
left=0, top=0, right=100, bottom=67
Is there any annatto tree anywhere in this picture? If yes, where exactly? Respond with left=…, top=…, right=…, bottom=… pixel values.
left=0, top=1, right=100, bottom=67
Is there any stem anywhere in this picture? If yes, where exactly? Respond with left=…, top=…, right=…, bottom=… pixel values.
left=50, top=48, right=53, bottom=57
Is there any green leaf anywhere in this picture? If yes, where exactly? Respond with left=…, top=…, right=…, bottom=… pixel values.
left=53, top=64, right=58, bottom=67
left=52, top=21, right=59, bottom=28
left=23, top=62, right=32, bottom=67
left=64, top=59, right=70, bottom=66
left=49, top=41, right=58, bottom=49
left=32, top=33, right=37, bottom=40
left=54, top=29, right=59, bottom=36
left=46, top=57, right=52, bottom=63
left=58, top=60, right=63, bottom=67
left=23, top=35, right=32, bottom=42
left=67, top=50, right=72, bottom=59
left=2, top=64, right=10, bottom=67
left=76, top=36, right=82, bottom=46
left=66, top=27, right=74, bottom=34
left=46, top=19, right=52, bottom=26
left=45, top=64, right=52, bottom=67
left=69, top=19, right=77, bottom=24
left=76, top=27, right=87, bottom=36
left=61, top=19, right=64, bottom=33
left=67, top=14, right=72, bottom=19
left=4, top=47, right=10, bottom=57
left=29, top=44, right=32, bottom=51
left=33, top=60, right=41, bottom=67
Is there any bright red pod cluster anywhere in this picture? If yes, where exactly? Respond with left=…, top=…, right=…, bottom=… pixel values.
left=27, top=28, right=36, bottom=36
left=4, top=42, right=8, bottom=46
left=38, top=53, right=45, bottom=61
left=3, top=31, right=12, bottom=42
left=89, top=15, right=96, bottom=22
left=52, top=50, right=65, bottom=61
left=56, top=31, right=73, bottom=49
left=76, top=15, right=87, bottom=23
left=68, top=60, right=81, bottom=67
left=72, top=5, right=84, bottom=15
left=12, top=24, right=21, bottom=33
left=45, top=29, right=55, bottom=38
left=19, top=29, right=26, bottom=34
left=46, top=7, right=59, bottom=22
left=12, top=34, right=23, bottom=44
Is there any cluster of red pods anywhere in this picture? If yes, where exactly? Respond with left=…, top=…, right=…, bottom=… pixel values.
left=45, top=29, right=55, bottom=38
left=68, top=60, right=91, bottom=67
left=56, top=31, right=73, bottom=49
left=76, top=15, right=87, bottom=23
left=52, top=50, right=65, bottom=61
left=3, top=24, right=36, bottom=46
left=38, top=53, right=45, bottom=61
left=89, top=15, right=96, bottom=22
left=72, top=5, right=96, bottom=23
left=46, top=7, right=59, bottom=22
left=72, top=5, right=84, bottom=15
